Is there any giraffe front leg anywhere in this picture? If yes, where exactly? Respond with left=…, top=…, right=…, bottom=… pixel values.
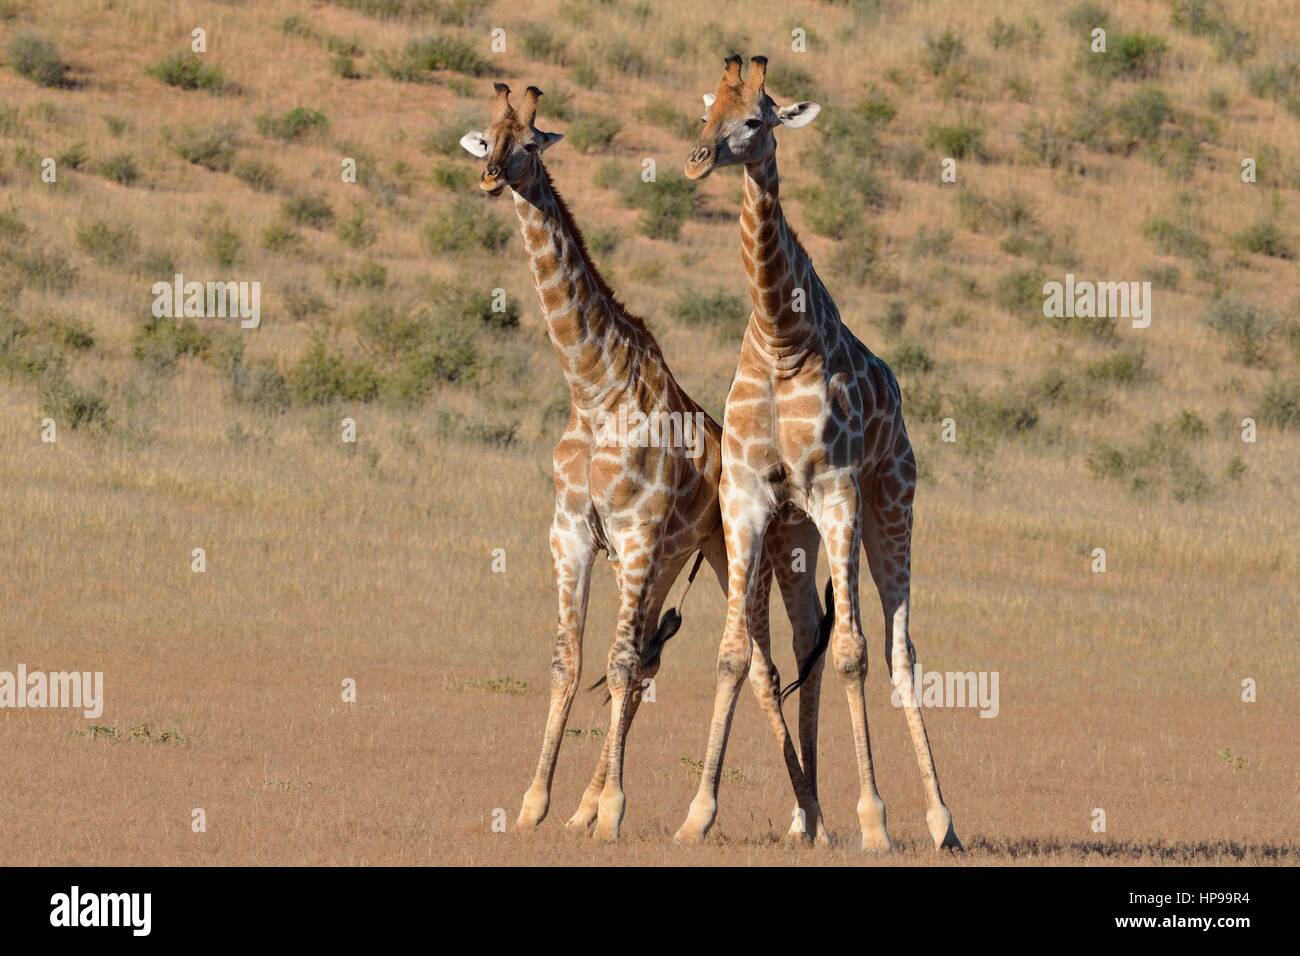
left=516, top=513, right=595, bottom=830
left=675, top=502, right=771, bottom=844
left=590, top=538, right=663, bottom=843
left=815, top=482, right=892, bottom=852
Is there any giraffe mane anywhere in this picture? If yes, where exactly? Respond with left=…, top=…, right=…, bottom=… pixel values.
left=539, top=163, right=656, bottom=344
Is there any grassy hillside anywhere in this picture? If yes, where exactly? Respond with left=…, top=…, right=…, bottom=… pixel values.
left=0, top=0, right=1296, bottom=864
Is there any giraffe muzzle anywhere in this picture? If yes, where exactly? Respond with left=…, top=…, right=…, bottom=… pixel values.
left=684, top=146, right=716, bottom=180
left=479, top=166, right=507, bottom=195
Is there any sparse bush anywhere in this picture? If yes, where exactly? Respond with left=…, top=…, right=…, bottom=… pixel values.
left=921, top=29, right=965, bottom=77
left=131, top=315, right=213, bottom=370
left=1203, top=298, right=1274, bottom=366
left=8, top=32, right=69, bottom=87
left=1258, top=379, right=1299, bottom=430
left=887, top=343, right=934, bottom=374
left=332, top=54, right=362, bottom=80
left=234, top=158, right=280, bottom=192
left=205, top=220, right=242, bottom=268
left=98, top=152, right=140, bottom=186
left=910, top=226, right=952, bottom=259
left=625, top=174, right=697, bottom=241
left=148, top=51, right=226, bottom=92
left=670, top=288, right=747, bottom=333
left=925, top=118, right=985, bottom=159
left=567, top=114, right=621, bottom=152
left=1085, top=349, right=1148, bottom=384
left=337, top=207, right=378, bottom=250
left=76, top=220, right=137, bottom=261
left=229, top=357, right=291, bottom=411
left=262, top=221, right=305, bottom=254
left=995, top=268, right=1046, bottom=316
left=255, top=107, right=329, bottom=141
left=169, top=124, right=240, bottom=171
left=1230, top=220, right=1292, bottom=259
left=282, top=194, right=336, bottom=229
left=39, top=371, right=108, bottom=430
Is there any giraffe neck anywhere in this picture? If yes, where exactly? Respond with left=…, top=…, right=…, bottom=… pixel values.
left=740, top=149, right=831, bottom=364
left=510, top=166, right=646, bottom=412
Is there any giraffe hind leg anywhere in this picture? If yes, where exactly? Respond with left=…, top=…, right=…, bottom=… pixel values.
left=862, top=442, right=962, bottom=851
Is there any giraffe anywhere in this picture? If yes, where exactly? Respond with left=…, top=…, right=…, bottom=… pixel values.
left=673, top=56, right=963, bottom=852
left=459, top=82, right=831, bottom=842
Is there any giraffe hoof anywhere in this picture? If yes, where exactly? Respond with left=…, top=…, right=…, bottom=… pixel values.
left=928, top=807, right=962, bottom=852
left=563, top=812, right=596, bottom=834
left=673, top=826, right=706, bottom=846
left=591, top=821, right=621, bottom=843
left=860, top=833, right=894, bottom=853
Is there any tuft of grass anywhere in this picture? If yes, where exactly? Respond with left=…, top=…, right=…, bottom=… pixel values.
left=98, top=152, right=140, bottom=186
left=234, top=158, right=280, bottom=192
left=1202, top=298, right=1274, bottom=367
left=921, top=29, right=966, bottom=77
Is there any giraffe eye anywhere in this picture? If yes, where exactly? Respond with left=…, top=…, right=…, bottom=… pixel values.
left=522, top=142, right=537, bottom=153
left=744, top=119, right=763, bottom=130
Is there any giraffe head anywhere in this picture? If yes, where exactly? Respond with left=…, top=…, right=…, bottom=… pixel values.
left=685, top=55, right=821, bottom=180
left=460, top=83, right=564, bottom=195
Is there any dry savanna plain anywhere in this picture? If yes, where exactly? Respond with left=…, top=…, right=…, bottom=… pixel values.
left=0, top=0, right=1297, bottom=866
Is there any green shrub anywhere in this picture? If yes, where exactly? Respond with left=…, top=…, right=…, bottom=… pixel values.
left=887, top=343, right=934, bottom=374
left=1088, top=32, right=1168, bottom=81
left=626, top=174, right=697, bottom=240
left=392, top=35, right=489, bottom=78
left=925, top=119, right=985, bottom=159
left=8, top=32, right=70, bottom=87
left=1142, top=215, right=1210, bottom=261
left=287, top=339, right=381, bottom=404
left=1085, top=349, right=1148, bottom=384
left=804, top=186, right=859, bottom=239
left=994, top=268, right=1045, bottom=316
left=1258, top=379, right=1299, bottom=430
left=567, top=114, right=621, bottom=152
left=910, top=226, right=952, bottom=259
left=229, top=357, right=291, bottom=411
left=670, top=288, right=747, bottom=332
left=262, top=221, right=305, bottom=254
left=332, top=54, right=362, bottom=79
left=147, top=52, right=226, bottom=91
left=424, top=197, right=510, bottom=252
left=132, top=316, right=213, bottom=370
left=1114, top=86, right=1173, bottom=144
left=205, top=221, right=242, bottom=268
left=39, top=372, right=108, bottom=430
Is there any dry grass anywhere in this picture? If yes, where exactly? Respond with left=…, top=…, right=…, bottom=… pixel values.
left=0, top=0, right=1297, bottom=865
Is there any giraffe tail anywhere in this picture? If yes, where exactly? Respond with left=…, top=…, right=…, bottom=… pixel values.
left=779, top=577, right=834, bottom=704
left=586, top=607, right=684, bottom=704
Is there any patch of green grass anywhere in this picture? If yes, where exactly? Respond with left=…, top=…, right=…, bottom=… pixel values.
left=287, top=338, right=382, bottom=404
left=925, top=118, right=985, bottom=159
left=670, top=288, right=747, bottom=334
left=1088, top=31, right=1169, bottom=81
left=887, top=342, right=934, bottom=374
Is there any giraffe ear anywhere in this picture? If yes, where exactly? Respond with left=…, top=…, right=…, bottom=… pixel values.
left=535, top=130, right=564, bottom=152
left=460, top=130, right=490, bottom=158
left=702, top=93, right=716, bottom=108
left=775, top=101, right=821, bottom=129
